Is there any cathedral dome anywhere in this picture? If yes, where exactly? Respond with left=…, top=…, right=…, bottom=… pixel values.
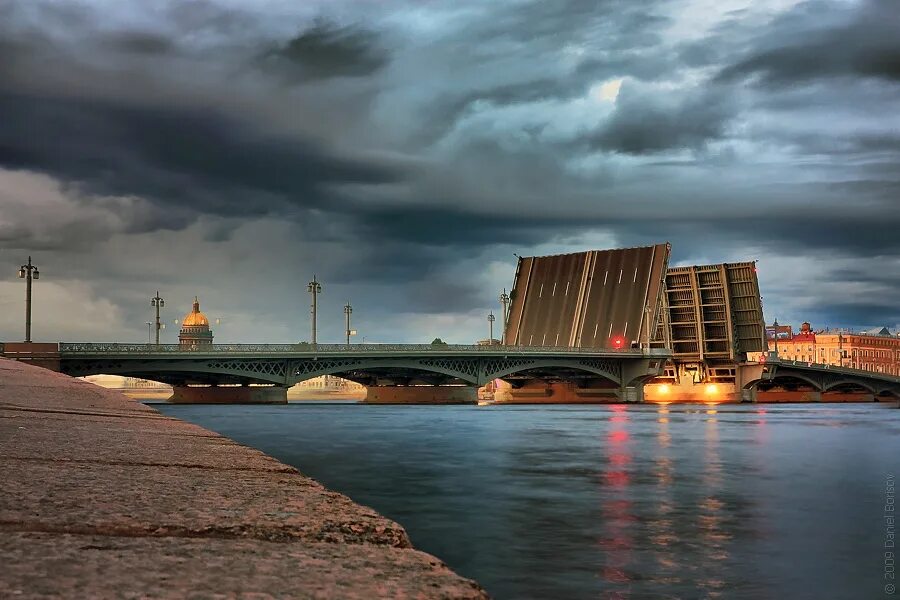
left=182, top=297, right=209, bottom=327
left=179, top=297, right=214, bottom=347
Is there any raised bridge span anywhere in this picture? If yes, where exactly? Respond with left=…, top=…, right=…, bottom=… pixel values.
left=50, top=343, right=671, bottom=404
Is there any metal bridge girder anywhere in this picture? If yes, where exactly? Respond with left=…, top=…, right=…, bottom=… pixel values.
left=287, top=357, right=484, bottom=386
left=56, top=344, right=675, bottom=389
left=61, top=358, right=290, bottom=385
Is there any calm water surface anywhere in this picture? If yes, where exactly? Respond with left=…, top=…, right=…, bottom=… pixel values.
left=157, top=402, right=900, bottom=599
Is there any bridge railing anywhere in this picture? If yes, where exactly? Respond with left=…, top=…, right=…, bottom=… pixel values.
left=58, top=342, right=671, bottom=356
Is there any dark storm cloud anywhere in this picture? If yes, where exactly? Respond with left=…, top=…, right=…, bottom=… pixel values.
left=718, top=0, right=900, bottom=86
left=262, top=21, right=388, bottom=80
left=587, top=85, right=734, bottom=154
left=813, top=303, right=900, bottom=328
left=98, top=31, right=177, bottom=56
left=407, top=281, right=483, bottom=314
left=1, top=0, right=899, bottom=340
left=353, top=206, right=580, bottom=248
left=0, top=92, right=403, bottom=227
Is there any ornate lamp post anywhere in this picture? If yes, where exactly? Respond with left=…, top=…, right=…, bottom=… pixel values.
left=488, top=311, right=495, bottom=344
left=838, top=330, right=844, bottom=368
left=773, top=318, right=779, bottom=357
left=344, top=301, right=353, bottom=345
left=644, top=304, right=652, bottom=351
left=150, top=291, right=165, bottom=345
left=17, top=256, right=39, bottom=343
left=498, top=288, right=509, bottom=345
left=308, top=276, right=322, bottom=344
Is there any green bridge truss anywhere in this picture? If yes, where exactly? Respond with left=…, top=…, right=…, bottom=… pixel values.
left=57, top=343, right=671, bottom=388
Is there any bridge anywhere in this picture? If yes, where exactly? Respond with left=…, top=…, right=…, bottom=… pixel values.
left=37, top=343, right=670, bottom=404
left=3, top=244, right=898, bottom=405
left=739, top=355, right=900, bottom=402
left=3, top=342, right=898, bottom=405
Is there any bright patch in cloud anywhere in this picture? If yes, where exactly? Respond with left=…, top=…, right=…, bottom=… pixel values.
left=594, top=79, right=623, bottom=102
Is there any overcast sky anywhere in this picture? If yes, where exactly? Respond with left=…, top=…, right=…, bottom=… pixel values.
left=0, top=0, right=897, bottom=344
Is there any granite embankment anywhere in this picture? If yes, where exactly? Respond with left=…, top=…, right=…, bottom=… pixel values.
left=0, top=358, right=488, bottom=599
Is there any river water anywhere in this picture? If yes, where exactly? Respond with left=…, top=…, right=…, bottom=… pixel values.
left=157, top=402, right=900, bottom=599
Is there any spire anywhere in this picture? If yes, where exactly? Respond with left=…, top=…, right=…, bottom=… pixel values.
left=193, top=296, right=200, bottom=312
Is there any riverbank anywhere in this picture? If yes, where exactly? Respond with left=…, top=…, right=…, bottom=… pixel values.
left=0, top=358, right=488, bottom=598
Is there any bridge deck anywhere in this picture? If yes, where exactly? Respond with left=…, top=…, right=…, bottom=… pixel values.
left=57, top=343, right=672, bottom=359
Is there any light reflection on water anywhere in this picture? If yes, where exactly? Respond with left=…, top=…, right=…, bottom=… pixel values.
left=157, top=402, right=900, bottom=599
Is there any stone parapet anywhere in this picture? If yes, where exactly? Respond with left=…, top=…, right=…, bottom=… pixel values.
left=0, top=358, right=487, bottom=599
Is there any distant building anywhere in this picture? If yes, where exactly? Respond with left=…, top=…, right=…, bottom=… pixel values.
left=179, top=297, right=214, bottom=347
left=766, top=321, right=900, bottom=376
left=765, top=324, right=793, bottom=340
left=293, top=375, right=366, bottom=395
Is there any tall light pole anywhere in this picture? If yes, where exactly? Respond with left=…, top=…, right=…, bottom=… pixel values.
left=838, top=330, right=844, bottom=368
left=151, top=291, right=165, bottom=345
left=344, top=301, right=353, bottom=345
left=146, top=321, right=153, bottom=344
left=488, top=311, right=495, bottom=344
left=773, top=318, right=779, bottom=357
left=498, top=288, right=510, bottom=345
left=17, top=256, right=39, bottom=343
left=308, top=275, right=322, bottom=344
left=644, top=304, right=652, bottom=351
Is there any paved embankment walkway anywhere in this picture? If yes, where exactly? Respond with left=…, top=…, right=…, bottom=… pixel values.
left=0, top=359, right=488, bottom=599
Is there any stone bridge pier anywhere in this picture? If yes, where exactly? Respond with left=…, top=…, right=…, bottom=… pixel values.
left=169, top=385, right=290, bottom=404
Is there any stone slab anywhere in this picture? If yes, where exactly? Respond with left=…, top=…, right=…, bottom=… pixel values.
left=1, top=458, right=410, bottom=546
left=0, top=532, right=487, bottom=600
left=0, top=412, right=294, bottom=471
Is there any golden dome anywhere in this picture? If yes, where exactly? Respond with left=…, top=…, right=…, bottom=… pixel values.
left=182, top=296, right=209, bottom=327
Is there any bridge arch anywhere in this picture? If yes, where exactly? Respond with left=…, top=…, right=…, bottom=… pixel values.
left=288, top=357, right=483, bottom=386
left=875, top=387, right=900, bottom=400
left=485, top=359, right=622, bottom=387
left=823, top=379, right=878, bottom=394
left=745, top=371, right=824, bottom=392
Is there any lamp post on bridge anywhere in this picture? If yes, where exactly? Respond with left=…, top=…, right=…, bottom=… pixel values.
left=344, top=301, right=353, bottom=345
left=488, top=311, right=495, bottom=344
left=308, top=276, right=322, bottom=345
left=499, top=288, right=509, bottom=345
left=643, top=304, right=652, bottom=351
left=839, top=330, right=844, bottom=368
left=150, top=291, right=165, bottom=345
left=773, top=318, right=779, bottom=357
left=17, top=256, right=39, bottom=343
left=146, top=321, right=153, bottom=344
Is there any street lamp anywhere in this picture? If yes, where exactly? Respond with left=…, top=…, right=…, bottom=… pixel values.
left=498, top=288, right=510, bottom=345
left=643, top=304, right=652, bottom=351
left=344, top=301, right=353, bottom=345
left=146, top=321, right=153, bottom=344
left=150, top=291, right=165, bottom=345
left=838, top=330, right=844, bottom=368
left=488, top=311, right=495, bottom=344
left=308, top=275, right=322, bottom=344
left=17, top=256, right=39, bottom=343
left=773, top=318, right=779, bottom=357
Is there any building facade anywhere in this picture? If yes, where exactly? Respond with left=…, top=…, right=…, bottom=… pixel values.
left=767, top=322, right=900, bottom=376
left=178, top=297, right=214, bottom=347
